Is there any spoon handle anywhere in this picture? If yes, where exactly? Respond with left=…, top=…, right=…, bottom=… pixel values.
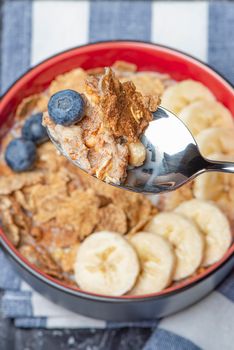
left=204, top=158, right=234, bottom=173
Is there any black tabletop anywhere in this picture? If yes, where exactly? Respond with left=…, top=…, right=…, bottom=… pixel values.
left=0, top=315, right=152, bottom=350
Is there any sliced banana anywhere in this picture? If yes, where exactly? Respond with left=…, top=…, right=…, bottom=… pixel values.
left=178, top=100, right=233, bottom=136
left=175, top=199, right=232, bottom=267
left=161, top=79, right=215, bottom=114
left=74, top=231, right=140, bottom=296
left=145, top=212, right=204, bottom=280
left=193, top=153, right=234, bottom=225
left=129, top=232, right=175, bottom=295
left=196, top=127, right=234, bottom=157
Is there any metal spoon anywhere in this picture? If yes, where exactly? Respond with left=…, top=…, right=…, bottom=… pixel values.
left=47, top=106, right=234, bottom=194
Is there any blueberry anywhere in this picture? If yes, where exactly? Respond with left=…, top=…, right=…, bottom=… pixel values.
left=22, top=112, right=49, bottom=145
left=48, top=89, right=85, bottom=126
left=5, top=138, right=37, bottom=172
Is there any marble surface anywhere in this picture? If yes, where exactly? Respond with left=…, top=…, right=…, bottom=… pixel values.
left=0, top=316, right=152, bottom=350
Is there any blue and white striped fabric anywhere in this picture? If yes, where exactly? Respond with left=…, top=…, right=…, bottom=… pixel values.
left=0, top=1, right=234, bottom=349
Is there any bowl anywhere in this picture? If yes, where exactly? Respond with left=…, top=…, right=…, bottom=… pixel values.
left=0, top=41, right=234, bottom=321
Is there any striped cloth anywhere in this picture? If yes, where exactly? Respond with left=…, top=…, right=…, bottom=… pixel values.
left=0, top=0, right=234, bottom=349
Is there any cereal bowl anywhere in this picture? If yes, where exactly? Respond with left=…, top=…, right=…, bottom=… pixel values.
left=0, top=41, right=234, bottom=321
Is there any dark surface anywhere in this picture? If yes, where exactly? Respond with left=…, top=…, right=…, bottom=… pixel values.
left=0, top=315, right=152, bottom=350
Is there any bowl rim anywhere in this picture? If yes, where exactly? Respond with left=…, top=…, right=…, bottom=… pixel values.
left=0, top=40, right=233, bottom=303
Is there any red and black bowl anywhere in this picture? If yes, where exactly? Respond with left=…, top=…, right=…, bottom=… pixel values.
left=0, top=41, right=234, bottom=321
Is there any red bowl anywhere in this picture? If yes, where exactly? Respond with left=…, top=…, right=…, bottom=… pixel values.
left=0, top=41, right=234, bottom=321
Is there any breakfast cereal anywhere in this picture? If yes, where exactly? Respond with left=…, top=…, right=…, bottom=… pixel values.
left=0, top=61, right=233, bottom=296
left=43, top=68, right=160, bottom=184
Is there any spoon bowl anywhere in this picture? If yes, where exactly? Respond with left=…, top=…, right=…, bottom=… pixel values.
left=47, top=106, right=234, bottom=194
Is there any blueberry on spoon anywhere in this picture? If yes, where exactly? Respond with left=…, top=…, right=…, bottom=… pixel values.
left=22, top=112, right=49, bottom=145
left=5, top=138, right=36, bottom=172
left=48, top=89, right=85, bottom=126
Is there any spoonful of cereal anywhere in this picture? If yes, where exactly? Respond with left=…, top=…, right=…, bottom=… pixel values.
left=43, top=68, right=234, bottom=194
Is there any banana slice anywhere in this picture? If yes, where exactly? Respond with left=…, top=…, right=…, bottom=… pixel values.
left=175, top=199, right=232, bottom=267
left=74, top=231, right=140, bottom=296
left=194, top=153, right=234, bottom=225
left=129, top=232, right=175, bottom=295
left=145, top=212, right=204, bottom=280
left=178, top=100, right=233, bottom=136
left=161, top=79, right=215, bottom=114
left=196, top=127, right=234, bottom=157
